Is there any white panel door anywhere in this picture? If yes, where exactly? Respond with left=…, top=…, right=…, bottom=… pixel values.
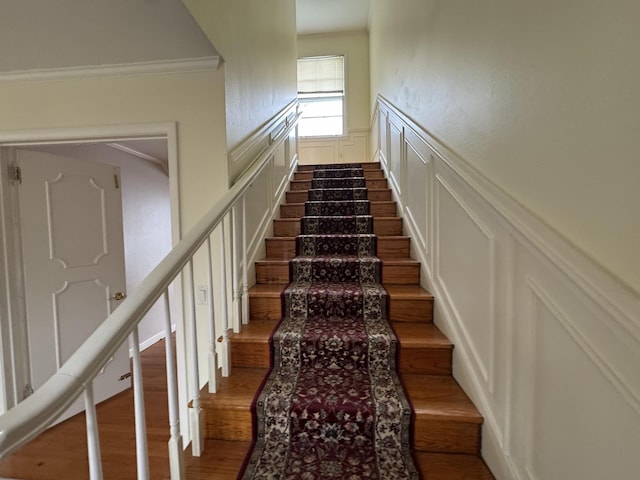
left=17, top=149, right=130, bottom=422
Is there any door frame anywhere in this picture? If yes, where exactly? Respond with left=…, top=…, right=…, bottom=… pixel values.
left=0, top=122, right=182, bottom=412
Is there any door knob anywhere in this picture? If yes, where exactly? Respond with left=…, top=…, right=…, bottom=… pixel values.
left=111, top=291, right=126, bottom=301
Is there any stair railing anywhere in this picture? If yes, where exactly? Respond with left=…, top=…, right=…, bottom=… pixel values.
left=0, top=112, right=299, bottom=479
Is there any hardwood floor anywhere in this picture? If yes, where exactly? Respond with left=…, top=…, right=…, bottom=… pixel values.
left=0, top=340, right=248, bottom=480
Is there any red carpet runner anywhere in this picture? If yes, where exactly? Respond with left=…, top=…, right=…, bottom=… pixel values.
left=241, top=164, right=418, bottom=479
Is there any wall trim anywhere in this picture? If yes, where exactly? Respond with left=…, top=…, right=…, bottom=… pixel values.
left=0, top=56, right=222, bottom=83
left=377, top=95, right=639, bottom=336
left=228, top=100, right=298, bottom=185
left=375, top=94, right=640, bottom=479
left=0, top=122, right=183, bottom=416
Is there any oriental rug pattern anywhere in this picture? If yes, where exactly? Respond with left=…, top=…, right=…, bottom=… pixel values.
left=241, top=165, right=418, bottom=479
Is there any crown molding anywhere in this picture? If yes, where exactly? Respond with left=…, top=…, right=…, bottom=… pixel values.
left=0, top=56, right=222, bottom=83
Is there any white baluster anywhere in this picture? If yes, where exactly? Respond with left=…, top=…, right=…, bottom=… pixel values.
left=205, top=237, right=217, bottom=393
left=231, top=204, right=241, bottom=333
left=84, top=382, right=104, bottom=480
left=129, top=327, right=150, bottom=480
left=219, top=216, right=231, bottom=377
left=163, top=290, right=185, bottom=480
left=241, top=195, right=249, bottom=325
left=187, top=259, right=203, bottom=456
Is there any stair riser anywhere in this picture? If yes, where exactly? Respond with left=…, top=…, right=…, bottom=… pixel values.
left=204, top=410, right=252, bottom=442
left=203, top=415, right=480, bottom=453
left=266, top=237, right=410, bottom=260
left=413, top=420, right=481, bottom=455
left=286, top=189, right=392, bottom=203
left=250, top=295, right=433, bottom=322
left=273, top=218, right=402, bottom=237
left=255, top=262, right=419, bottom=285
left=382, top=263, right=420, bottom=284
left=231, top=343, right=271, bottom=369
left=231, top=340, right=452, bottom=375
left=398, top=348, right=452, bottom=375
left=249, top=296, right=282, bottom=321
left=389, top=297, right=434, bottom=322
left=290, top=179, right=388, bottom=191
left=280, top=202, right=396, bottom=218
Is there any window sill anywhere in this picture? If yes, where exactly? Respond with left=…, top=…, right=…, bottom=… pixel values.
left=299, top=134, right=350, bottom=141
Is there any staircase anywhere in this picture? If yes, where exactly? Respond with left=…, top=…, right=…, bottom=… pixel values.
left=198, top=163, right=494, bottom=478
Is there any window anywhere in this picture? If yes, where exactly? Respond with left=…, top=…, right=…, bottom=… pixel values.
left=297, top=55, right=345, bottom=137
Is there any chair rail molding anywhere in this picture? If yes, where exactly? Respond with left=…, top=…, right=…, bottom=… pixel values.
left=374, top=95, right=640, bottom=480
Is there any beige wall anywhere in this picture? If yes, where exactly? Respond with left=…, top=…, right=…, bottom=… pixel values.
left=369, top=0, right=640, bottom=293
left=298, top=30, right=371, bottom=131
left=184, top=0, right=298, bottom=181
left=0, top=70, right=227, bottom=232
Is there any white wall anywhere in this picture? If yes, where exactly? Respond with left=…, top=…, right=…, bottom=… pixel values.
left=297, top=30, right=371, bottom=164
left=27, top=144, right=172, bottom=350
left=369, top=0, right=640, bottom=294
left=370, top=0, right=640, bottom=474
left=376, top=97, right=640, bottom=480
left=184, top=0, right=298, bottom=182
left=0, top=70, right=227, bottom=231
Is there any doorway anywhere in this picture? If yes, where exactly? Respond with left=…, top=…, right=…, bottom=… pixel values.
left=0, top=123, right=180, bottom=414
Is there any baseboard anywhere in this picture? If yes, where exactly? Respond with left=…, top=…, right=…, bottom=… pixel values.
left=131, top=324, right=177, bottom=356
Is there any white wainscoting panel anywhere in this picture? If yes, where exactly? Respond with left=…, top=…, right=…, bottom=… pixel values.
left=298, top=142, right=335, bottom=164
left=404, top=131, right=430, bottom=265
left=244, top=167, right=271, bottom=269
left=298, top=129, right=369, bottom=165
left=387, top=118, right=403, bottom=197
left=435, top=173, right=495, bottom=387
left=374, top=95, right=640, bottom=479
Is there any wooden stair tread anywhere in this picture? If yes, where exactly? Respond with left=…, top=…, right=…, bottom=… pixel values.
left=249, top=283, right=286, bottom=296
left=293, top=168, right=385, bottom=180
left=282, top=200, right=396, bottom=207
left=382, top=258, right=420, bottom=266
left=392, top=322, right=452, bottom=348
left=286, top=188, right=393, bottom=202
left=200, top=368, right=268, bottom=409
left=385, top=284, right=434, bottom=299
left=273, top=217, right=403, bottom=237
left=185, top=442, right=495, bottom=479
left=265, top=235, right=412, bottom=260
left=256, top=258, right=289, bottom=265
left=229, top=319, right=279, bottom=342
left=265, top=234, right=411, bottom=242
left=402, top=375, right=483, bottom=423
left=414, top=453, right=495, bottom=479
left=250, top=283, right=433, bottom=300
left=296, top=163, right=382, bottom=172
left=257, top=257, right=418, bottom=265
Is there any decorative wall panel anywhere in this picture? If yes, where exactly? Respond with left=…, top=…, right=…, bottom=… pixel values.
left=375, top=96, right=640, bottom=479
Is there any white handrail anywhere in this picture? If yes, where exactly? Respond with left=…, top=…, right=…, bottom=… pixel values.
left=0, top=112, right=300, bottom=458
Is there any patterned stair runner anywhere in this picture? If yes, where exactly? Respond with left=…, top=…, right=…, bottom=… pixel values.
left=242, top=165, right=418, bottom=479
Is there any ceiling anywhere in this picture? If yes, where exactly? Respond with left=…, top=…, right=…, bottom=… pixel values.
left=296, top=0, right=371, bottom=35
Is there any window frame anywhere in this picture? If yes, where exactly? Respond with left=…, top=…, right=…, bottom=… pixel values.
left=297, top=55, right=347, bottom=139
